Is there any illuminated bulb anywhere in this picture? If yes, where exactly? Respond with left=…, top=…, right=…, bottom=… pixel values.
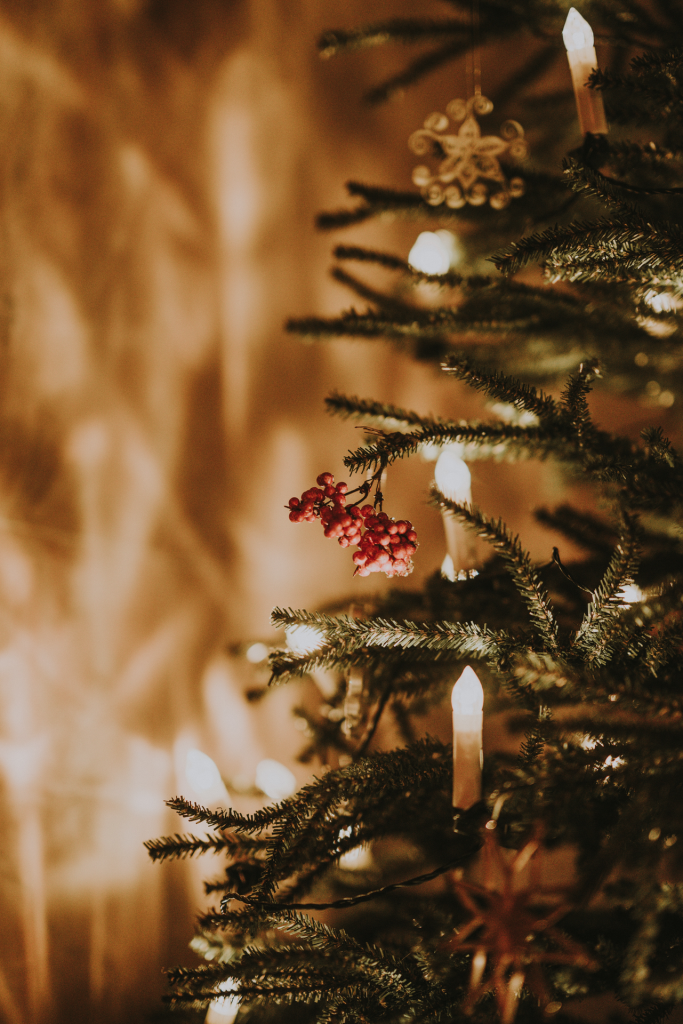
left=185, top=749, right=229, bottom=803
left=619, top=584, right=644, bottom=605
left=245, top=642, right=268, bottom=664
left=206, top=980, right=240, bottom=1024
left=338, top=845, right=374, bottom=871
left=434, top=447, right=471, bottom=503
left=285, top=624, right=326, bottom=655
left=644, top=290, right=680, bottom=313
left=441, top=553, right=457, bottom=582
left=562, top=7, right=594, bottom=50
left=451, top=666, right=484, bottom=715
left=256, top=759, right=297, bottom=801
left=408, top=231, right=452, bottom=275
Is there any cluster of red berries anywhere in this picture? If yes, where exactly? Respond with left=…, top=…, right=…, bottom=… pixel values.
left=287, top=473, right=417, bottom=578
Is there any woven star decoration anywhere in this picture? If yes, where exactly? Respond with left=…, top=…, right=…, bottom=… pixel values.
left=444, top=828, right=597, bottom=1024
left=409, top=94, right=527, bottom=211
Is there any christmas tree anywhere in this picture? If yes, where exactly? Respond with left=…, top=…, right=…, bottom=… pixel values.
left=146, top=3, right=683, bottom=1022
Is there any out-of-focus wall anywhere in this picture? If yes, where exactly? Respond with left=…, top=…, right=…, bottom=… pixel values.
left=0, top=2, right=562, bottom=1021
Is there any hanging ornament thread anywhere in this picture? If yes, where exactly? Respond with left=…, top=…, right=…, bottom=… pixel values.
left=409, top=95, right=527, bottom=211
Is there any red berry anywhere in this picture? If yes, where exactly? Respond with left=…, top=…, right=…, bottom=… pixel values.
left=317, top=472, right=334, bottom=486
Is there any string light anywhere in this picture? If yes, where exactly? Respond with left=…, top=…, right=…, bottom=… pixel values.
left=285, top=624, right=326, bottom=655
left=407, top=230, right=460, bottom=275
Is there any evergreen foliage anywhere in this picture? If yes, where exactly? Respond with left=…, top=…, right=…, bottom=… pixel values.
left=148, top=2, right=683, bottom=1022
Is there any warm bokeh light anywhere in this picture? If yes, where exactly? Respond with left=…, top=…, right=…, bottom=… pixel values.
left=407, top=229, right=460, bottom=275
left=255, top=758, right=297, bottom=801
left=285, top=623, right=326, bottom=655
left=185, top=749, right=230, bottom=804
left=245, top=642, right=269, bottom=663
left=434, top=447, right=472, bottom=502
left=205, top=980, right=240, bottom=1024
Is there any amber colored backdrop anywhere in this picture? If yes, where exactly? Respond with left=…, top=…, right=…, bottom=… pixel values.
left=0, top=3, right=572, bottom=1021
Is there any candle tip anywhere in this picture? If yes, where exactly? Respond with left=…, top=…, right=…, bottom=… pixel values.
left=435, top=446, right=471, bottom=502
left=563, top=8, right=594, bottom=50
left=452, top=665, right=484, bottom=713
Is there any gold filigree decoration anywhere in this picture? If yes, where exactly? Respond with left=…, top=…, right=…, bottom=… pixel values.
left=409, top=95, right=528, bottom=211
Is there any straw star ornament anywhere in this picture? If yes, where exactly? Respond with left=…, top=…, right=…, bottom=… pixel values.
left=445, top=829, right=597, bottom=1023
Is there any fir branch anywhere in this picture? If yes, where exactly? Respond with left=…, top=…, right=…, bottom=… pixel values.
left=143, top=832, right=239, bottom=862
left=325, top=391, right=440, bottom=429
left=333, top=243, right=464, bottom=287
left=341, top=423, right=570, bottom=475
left=572, top=515, right=642, bottom=666
left=270, top=607, right=515, bottom=665
left=492, top=217, right=683, bottom=278
left=441, top=355, right=558, bottom=420
left=430, top=495, right=559, bottom=651
left=317, top=19, right=467, bottom=57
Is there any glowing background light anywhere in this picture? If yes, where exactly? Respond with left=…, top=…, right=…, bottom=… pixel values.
left=618, top=584, right=644, bottom=605
left=255, top=758, right=297, bottom=801
left=285, top=624, right=326, bottom=655
left=245, top=642, right=269, bottom=663
left=407, top=230, right=460, bottom=275
left=185, top=749, right=230, bottom=804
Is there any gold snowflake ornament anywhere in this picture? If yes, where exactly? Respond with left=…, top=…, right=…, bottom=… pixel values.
left=409, top=95, right=527, bottom=211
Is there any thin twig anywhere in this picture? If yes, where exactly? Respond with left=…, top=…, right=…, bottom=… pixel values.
left=355, top=686, right=392, bottom=757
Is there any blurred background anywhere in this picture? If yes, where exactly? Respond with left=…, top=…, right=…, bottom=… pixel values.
left=0, top=1, right=591, bottom=1021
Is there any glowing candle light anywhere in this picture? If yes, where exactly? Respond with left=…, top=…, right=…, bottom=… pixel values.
left=563, top=8, right=608, bottom=136
left=434, top=446, right=476, bottom=572
left=206, top=980, right=240, bottom=1024
left=255, top=758, right=297, bottom=801
left=451, top=666, right=484, bottom=810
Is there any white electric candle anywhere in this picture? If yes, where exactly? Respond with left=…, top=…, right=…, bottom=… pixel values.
left=434, top=447, right=477, bottom=572
left=563, top=8, right=608, bottom=135
left=206, top=980, right=240, bottom=1024
left=451, top=666, right=484, bottom=810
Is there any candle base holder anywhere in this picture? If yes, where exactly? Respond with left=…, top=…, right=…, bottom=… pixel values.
left=452, top=799, right=488, bottom=836
left=570, top=131, right=610, bottom=170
